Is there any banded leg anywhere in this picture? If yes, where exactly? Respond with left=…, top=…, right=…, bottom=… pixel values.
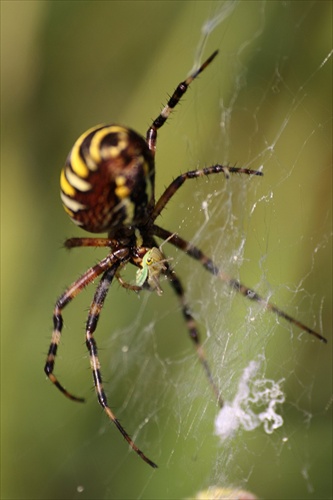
left=64, top=239, right=143, bottom=292
left=146, top=50, right=218, bottom=153
left=64, top=237, right=114, bottom=249
left=164, top=265, right=223, bottom=408
left=44, top=250, right=128, bottom=402
left=153, top=225, right=327, bottom=343
left=152, top=165, right=263, bottom=220
left=86, top=266, right=157, bottom=468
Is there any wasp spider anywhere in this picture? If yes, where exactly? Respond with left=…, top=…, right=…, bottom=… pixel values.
left=45, top=50, right=327, bottom=468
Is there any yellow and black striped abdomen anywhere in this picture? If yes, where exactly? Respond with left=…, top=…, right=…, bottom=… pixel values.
left=60, top=125, right=155, bottom=234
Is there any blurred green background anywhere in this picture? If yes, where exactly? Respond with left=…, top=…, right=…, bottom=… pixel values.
left=1, top=1, right=332, bottom=499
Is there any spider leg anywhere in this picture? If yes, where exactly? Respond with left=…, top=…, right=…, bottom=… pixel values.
left=164, top=265, right=224, bottom=408
left=152, top=165, right=263, bottom=220
left=64, top=240, right=144, bottom=292
left=64, top=237, right=114, bottom=249
left=115, top=271, right=142, bottom=292
left=85, top=265, right=157, bottom=468
left=146, top=50, right=218, bottom=154
left=44, top=250, right=129, bottom=402
left=153, top=225, right=327, bottom=343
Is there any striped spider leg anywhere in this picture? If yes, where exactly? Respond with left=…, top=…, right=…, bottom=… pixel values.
left=152, top=225, right=327, bottom=345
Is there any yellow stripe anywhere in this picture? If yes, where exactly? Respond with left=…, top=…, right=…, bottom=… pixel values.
left=90, top=125, right=128, bottom=164
left=115, top=175, right=130, bottom=199
left=60, top=191, right=86, bottom=212
left=60, top=169, right=75, bottom=197
left=65, top=167, right=92, bottom=192
left=115, top=185, right=131, bottom=198
left=70, top=125, right=103, bottom=178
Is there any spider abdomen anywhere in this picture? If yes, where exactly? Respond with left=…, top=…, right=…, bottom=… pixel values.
left=60, top=125, right=155, bottom=234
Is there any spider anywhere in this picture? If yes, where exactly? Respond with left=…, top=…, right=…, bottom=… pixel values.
left=45, top=50, right=327, bottom=468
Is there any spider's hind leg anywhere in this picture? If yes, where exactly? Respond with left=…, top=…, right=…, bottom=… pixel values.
left=165, top=266, right=223, bottom=408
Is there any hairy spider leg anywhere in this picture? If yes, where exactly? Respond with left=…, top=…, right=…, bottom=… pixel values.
left=152, top=165, right=263, bottom=220
left=64, top=237, right=167, bottom=293
left=85, top=264, right=158, bottom=468
left=64, top=238, right=144, bottom=292
left=64, top=237, right=115, bottom=249
left=146, top=50, right=218, bottom=153
left=164, top=264, right=224, bottom=407
left=44, top=252, right=126, bottom=402
left=64, top=238, right=143, bottom=292
left=153, top=226, right=327, bottom=344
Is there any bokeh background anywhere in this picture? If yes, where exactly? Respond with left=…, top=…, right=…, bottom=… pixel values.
left=1, top=1, right=332, bottom=499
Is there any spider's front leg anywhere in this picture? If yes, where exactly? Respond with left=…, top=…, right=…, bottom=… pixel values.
left=146, top=50, right=219, bottom=154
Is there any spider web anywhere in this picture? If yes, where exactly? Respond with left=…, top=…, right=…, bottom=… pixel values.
left=96, top=3, right=331, bottom=499
left=73, top=3, right=332, bottom=499
left=63, top=3, right=331, bottom=499
left=1, top=2, right=331, bottom=500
